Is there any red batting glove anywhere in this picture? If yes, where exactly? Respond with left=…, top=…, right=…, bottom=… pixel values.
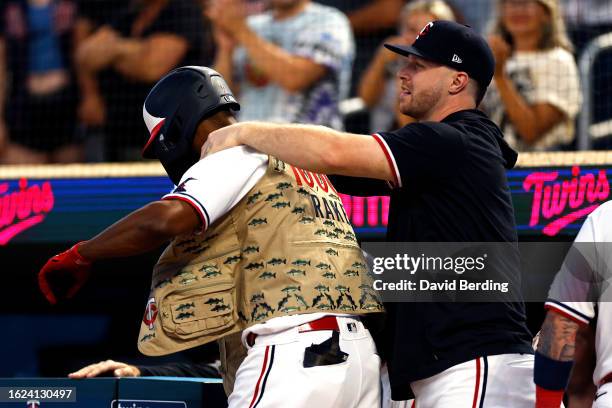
left=38, top=242, right=92, bottom=304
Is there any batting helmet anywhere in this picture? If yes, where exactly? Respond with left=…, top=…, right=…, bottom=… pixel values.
left=142, top=66, right=240, bottom=184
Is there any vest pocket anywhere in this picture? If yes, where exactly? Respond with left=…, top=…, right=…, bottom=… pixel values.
left=161, top=280, right=236, bottom=339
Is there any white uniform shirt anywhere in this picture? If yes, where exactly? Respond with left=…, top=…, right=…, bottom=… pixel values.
left=162, top=146, right=268, bottom=230
left=546, top=200, right=612, bottom=384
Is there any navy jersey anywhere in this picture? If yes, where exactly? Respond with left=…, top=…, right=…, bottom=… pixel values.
left=334, top=109, right=534, bottom=400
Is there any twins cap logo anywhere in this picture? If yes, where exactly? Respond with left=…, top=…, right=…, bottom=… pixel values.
left=143, top=297, right=158, bottom=330
left=452, top=54, right=463, bottom=64
left=416, top=21, right=434, bottom=40
left=173, top=177, right=197, bottom=193
left=27, top=400, right=40, bottom=408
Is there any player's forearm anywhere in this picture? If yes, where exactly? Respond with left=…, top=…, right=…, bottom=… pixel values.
left=77, top=201, right=187, bottom=261
left=235, top=27, right=320, bottom=92
left=534, top=311, right=580, bottom=407
left=234, top=122, right=387, bottom=180
left=234, top=123, right=343, bottom=173
left=537, top=311, right=579, bottom=361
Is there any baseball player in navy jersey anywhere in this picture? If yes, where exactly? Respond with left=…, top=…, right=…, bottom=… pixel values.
left=203, top=21, right=537, bottom=406
left=535, top=200, right=612, bottom=408
left=38, top=66, right=383, bottom=407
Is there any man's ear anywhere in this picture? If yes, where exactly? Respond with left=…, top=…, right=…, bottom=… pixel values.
left=449, top=71, right=470, bottom=95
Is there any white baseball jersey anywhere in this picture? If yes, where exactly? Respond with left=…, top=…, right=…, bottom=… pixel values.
left=545, top=200, right=612, bottom=388
left=162, top=146, right=268, bottom=231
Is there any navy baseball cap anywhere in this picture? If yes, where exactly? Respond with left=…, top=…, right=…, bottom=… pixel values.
left=385, top=20, right=495, bottom=89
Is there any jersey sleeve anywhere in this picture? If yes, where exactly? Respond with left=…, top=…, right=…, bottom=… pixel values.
left=162, top=146, right=268, bottom=231
left=375, top=123, right=466, bottom=188
left=545, top=213, right=598, bottom=325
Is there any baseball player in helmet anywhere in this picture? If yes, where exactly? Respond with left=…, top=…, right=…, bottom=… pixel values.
left=39, top=66, right=384, bottom=407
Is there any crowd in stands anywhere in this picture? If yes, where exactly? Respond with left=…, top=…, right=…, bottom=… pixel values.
left=0, top=0, right=610, bottom=164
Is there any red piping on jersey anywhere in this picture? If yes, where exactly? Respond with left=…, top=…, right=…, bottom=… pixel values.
left=372, top=134, right=400, bottom=188
left=249, top=346, right=270, bottom=408
left=544, top=304, right=589, bottom=326
left=162, top=195, right=208, bottom=231
left=472, top=358, right=481, bottom=408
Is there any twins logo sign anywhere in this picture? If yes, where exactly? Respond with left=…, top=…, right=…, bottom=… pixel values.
left=523, top=166, right=610, bottom=236
left=143, top=298, right=158, bottom=330
left=27, top=400, right=39, bottom=408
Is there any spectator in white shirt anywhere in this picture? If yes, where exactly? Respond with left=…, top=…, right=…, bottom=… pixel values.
left=483, top=0, right=581, bottom=151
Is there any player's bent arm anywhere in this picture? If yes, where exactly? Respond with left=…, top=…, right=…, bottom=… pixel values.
left=78, top=199, right=200, bottom=261
left=534, top=309, right=582, bottom=408
left=82, top=146, right=267, bottom=262
left=206, top=122, right=394, bottom=182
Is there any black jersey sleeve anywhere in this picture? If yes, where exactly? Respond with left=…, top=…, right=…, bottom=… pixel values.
left=374, top=122, right=467, bottom=188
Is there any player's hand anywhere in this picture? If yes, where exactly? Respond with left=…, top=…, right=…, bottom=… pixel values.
left=68, top=360, right=141, bottom=378
left=201, top=122, right=248, bottom=157
left=38, top=242, right=92, bottom=305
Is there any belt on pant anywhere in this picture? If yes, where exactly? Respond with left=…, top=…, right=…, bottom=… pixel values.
left=246, top=315, right=340, bottom=347
left=600, top=372, right=612, bottom=386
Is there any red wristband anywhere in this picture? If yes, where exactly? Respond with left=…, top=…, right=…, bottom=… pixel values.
left=536, top=385, right=564, bottom=408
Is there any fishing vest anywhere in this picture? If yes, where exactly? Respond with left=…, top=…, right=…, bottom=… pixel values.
left=138, top=157, right=383, bottom=356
